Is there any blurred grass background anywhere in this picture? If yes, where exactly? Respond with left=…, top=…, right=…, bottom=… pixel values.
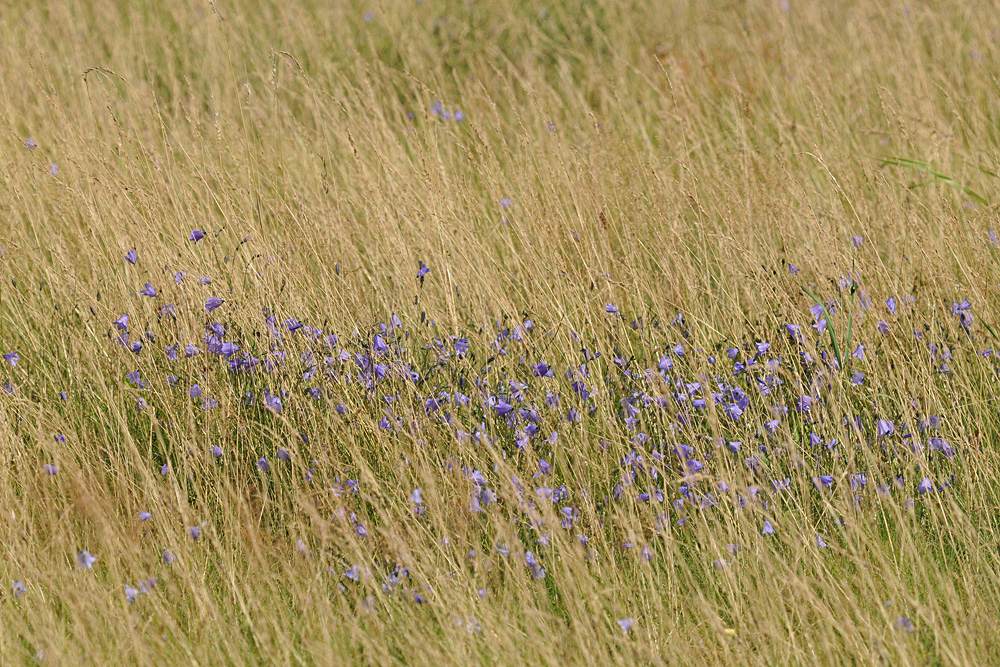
left=1, top=0, right=1000, bottom=664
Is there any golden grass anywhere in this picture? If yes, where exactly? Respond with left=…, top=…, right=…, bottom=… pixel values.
left=1, top=0, right=1000, bottom=663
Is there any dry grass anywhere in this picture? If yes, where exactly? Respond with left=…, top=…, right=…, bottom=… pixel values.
left=1, top=0, right=1000, bottom=664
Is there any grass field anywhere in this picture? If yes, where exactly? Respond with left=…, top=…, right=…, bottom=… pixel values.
left=2, top=0, right=1000, bottom=664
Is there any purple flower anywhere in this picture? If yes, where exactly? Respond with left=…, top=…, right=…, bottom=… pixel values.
left=886, top=297, right=897, bottom=315
left=524, top=550, right=546, bottom=579
left=190, top=384, right=202, bottom=399
left=617, top=618, right=635, bottom=633
left=264, top=392, right=282, bottom=413
left=163, top=549, right=177, bottom=564
left=417, top=261, right=430, bottom=279
left=160, top=464, right=169, bottom=475
left=851, top=344, right=865, bottom=360
left=257, top=457, right=269, bottom=472
left=25, top=138, right=37, bottom=150
left=761, top=520, right=775, bottom=535
left=917, top=477, right=932, bottom=494
left=277, top=448, right=291, bottom=462
left=878, top=321, right=890, bottom=334
left=125, top=585, right=140, bottom=604
left=454, top=110, right=466, bottom=122
left=189, top=526, right=202, bottom=540
left=189, top=230, right=205, bottom=243
left=606, top=303, right=618, bottom=314
left=4, top=351, right=19, bottom=367
left=851, top=235, right=864, bottom=249
left=205, top=297, right=223, bottom=313
left=500, top=198, right=512, bottom=209
left=896, top=617, right=914, bottom=632
left=789, top=264, right=800, bottom=275
left=125, top=370, right=143, bottom=388
left=212, top=445, right=223, bottom=458
left=139, top=283, right=156, bottom=297
left=43, top=464, right=58, bottom=476
left=185, top=344, right=200, bottom=357
left=114, top=314, right=129, bottom=330
left=174, top=272, right=186, bottom=284
left=815, top=535, right=828, bottom=549
left=877, top=419, right=894, bottom=438
left=77, top=550, right=97, bottom=569
left=138, top=511, right=152, bottom=521
left=12, top=580, right=26, bottom=599
left=124, top=249, right=137, bottom=264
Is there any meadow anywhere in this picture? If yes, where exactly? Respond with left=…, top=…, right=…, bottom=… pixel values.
left=1, top=0, right=1000, bottom=664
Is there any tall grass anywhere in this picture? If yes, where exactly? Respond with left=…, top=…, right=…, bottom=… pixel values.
left=1, top=0, right=999, bottom=663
